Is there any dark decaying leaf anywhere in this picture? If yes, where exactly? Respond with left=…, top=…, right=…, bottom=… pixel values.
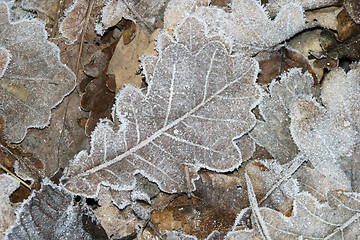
left=0, top=133, right=44, bottom=196
left=337, top=8, right=360, bottom=42
left=151, top=171, right=248, bottom=239
left=62, top=17, right=262, bottom=198
left=255, top=46, right=319, bottom=85
left=4, top=181, right=108, bottom=240
left=81, top=44, right=117, bottom=136
left=345, top=0, right=360, bottom=24
left=311, top=26, right=360, bottom=69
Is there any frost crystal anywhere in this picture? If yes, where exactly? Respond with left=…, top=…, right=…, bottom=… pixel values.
left=62, top=17, right=261, bottom=198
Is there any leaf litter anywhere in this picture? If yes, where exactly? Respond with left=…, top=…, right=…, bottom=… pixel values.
left=1, top=0, right=360, bottom=239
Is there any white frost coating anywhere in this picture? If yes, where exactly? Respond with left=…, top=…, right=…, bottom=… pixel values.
left=0, top=174, right=19, bottom=239
left=290, top=96, right=357, bottom=163
left=226, top=191, right=360, bottom=239
left=249, top=68, right=316, bottom=163
left=62, top=17, right=262, bottom=200
left=190, top=0, right=306, bottom=54
left=164, top=0, right=210, bottom=30
left=0, top=2, right=76, bottom=143
left=4, top=178, right=93, bottom=240
left=98, top=0, right=170, bottom=34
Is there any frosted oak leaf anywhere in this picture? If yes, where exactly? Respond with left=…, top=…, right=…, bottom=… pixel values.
left=290, top=67, right=359, bottom=164
left=249, top=68, right=316, bottom=163
left=0, top=3, right=76, bottom=143
left=185, top=0, right=306, bottom=54
left=62, top=17, right=262, bottom=197
left=226, top=190, right=360, bottom=239
left=265, top=0, right=338, bottom=17
left=99, top=0, right=170, bottom=33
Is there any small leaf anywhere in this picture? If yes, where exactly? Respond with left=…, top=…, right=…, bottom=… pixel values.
left=4, top=180, right=107, bottom=240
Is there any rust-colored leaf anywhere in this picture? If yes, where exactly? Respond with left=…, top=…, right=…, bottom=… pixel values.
left=256, top=46, right=319, bottom=85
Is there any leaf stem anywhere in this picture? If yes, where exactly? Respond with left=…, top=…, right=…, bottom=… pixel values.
left=0, top=163, right=31, bottom=190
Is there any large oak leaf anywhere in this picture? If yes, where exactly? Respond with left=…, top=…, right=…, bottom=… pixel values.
left=62, top=17, right=262, bottom=197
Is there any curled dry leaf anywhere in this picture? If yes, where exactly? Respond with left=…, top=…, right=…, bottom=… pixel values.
left=0, top=174, right=19, bottom=239
left=99, top=0, right=170, bottom=33
left=249, top=68, right=316, bottom=163
left=4, top=180, right=107, bottom=240
left=255, top=46, right=319, bottom=85
left=227, top=190, right=360, bottom=239
left=62, top=17, right=262, bottom=199
left=0, top=2, right=76, bottom=143
left=191, top=0, right=306, bottom=54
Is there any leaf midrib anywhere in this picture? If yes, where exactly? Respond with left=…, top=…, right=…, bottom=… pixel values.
left=77, top=58, right=254, bottom=178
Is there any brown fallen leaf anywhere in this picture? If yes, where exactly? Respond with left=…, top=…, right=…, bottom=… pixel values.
left=256, top=46, right=319, bottom=85
left=107, top=26, right=156, bottom=89
left=337, top=7, right=360, bottom=41
left=81, top=44, right=117, bottom=136
left=151, top=171, right=248, bottom=239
